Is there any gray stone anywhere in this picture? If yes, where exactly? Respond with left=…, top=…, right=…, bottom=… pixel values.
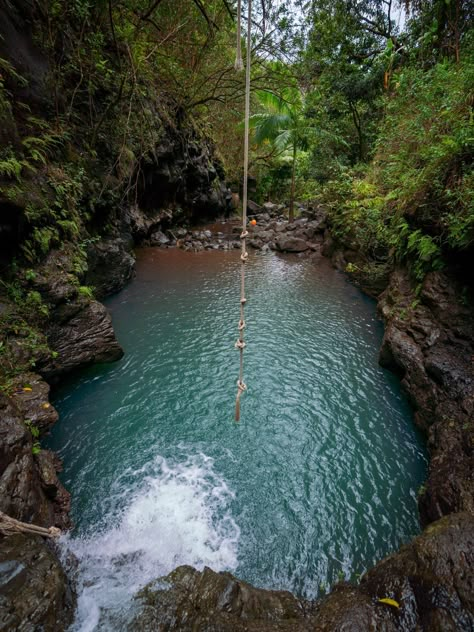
left=276, top=237, right=309, bottom=253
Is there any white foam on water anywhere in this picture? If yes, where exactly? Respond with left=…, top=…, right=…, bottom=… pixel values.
left=60, top=452, right=240, bottom=631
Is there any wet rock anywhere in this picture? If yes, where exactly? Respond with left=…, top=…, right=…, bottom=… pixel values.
left=359, top=512, right=474, bottom=631
left=85, top=235, right=135, bottom=298
left=132, top=513, right=474, bottom=631
left=10, top=373, right=58, bottom=433
left=276, top=236, right=309, bottom=253
left=419, top=419, right=474, bottom=526
left=132, top=565, right=313, bottom=631
left=150, top=230, right=170, bottom=246
left=378, top=268, right=474, bottom=525
left=42, top=300, right=123, bottom=379
left=0, top=534, right=74, bottom=632
left=0, top=393, right=70, bottom=529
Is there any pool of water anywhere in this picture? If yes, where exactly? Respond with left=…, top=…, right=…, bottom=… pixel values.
left=47, top=248, right=427, bottom=631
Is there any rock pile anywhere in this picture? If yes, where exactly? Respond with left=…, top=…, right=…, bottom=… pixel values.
left=148, top=207, right=328, bottom=255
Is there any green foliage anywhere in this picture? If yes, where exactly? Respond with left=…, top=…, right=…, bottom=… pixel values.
left=78, top=285, right=94, bottom=299
left=24, top=420, right=41, bottom=455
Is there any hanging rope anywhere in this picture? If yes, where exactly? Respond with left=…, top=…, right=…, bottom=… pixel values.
left=234, top=0, right=252, bottom=422
left=234, top=0, right=243, bottom=71
left=0, top=511, right=61, bottom=539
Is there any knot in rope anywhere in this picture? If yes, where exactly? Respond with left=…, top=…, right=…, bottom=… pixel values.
left=238, top=320, right=246, bottom=331
left=235, top=339, right=246, bottom=350
left=240, top=230, right=249, bottom=239
left=237, top=379, right=247, bottom=393
left=241, top=251, right=249, bottom=262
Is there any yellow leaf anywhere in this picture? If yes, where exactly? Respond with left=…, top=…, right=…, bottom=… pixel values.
left=378, top=598, right=400, bottom=608
left=42, top=403, right=51, bottom=409
left=23, top=387, right=33, bottom=392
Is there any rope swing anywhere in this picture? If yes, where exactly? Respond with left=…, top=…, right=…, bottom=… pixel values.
left=234, top=0, right=252, bottom=422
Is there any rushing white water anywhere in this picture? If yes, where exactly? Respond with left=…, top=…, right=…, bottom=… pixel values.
left=60, top=451, right=240, bottom=631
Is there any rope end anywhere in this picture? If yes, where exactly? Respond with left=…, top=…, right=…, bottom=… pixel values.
left=235, top=397, right=240, bottom=422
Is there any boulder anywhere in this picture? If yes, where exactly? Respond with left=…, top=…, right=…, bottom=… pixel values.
left=131, top=513, right=474, bottom=631
left=276, top=237, right=309, bottom=253
left=150, top=230, right=170, bottom=246
left=0, top=535, right=74, bottom=631
left=41, top=300, right=123, bottom=379
left=247, top=200, right=262, bottom=214
left=85, top=235, right=135, bottom=298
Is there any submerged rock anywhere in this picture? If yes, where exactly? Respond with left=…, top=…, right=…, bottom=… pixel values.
left=0, top=534, right=74, bottom=632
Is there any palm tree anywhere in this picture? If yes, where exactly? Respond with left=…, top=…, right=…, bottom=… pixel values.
left=249, top=89, right=315, bottom=221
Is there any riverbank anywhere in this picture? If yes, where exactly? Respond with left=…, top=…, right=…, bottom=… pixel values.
left=0, top=214, right=473, bottom=631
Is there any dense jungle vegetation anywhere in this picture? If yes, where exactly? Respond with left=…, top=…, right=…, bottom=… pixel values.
left=0, top=0, right=472, bottom=383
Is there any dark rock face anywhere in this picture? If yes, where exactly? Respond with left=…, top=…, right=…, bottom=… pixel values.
left=0, top=534, right=74, bottom=632
left=0, top=389, right=70, bottom=530
left=26, top=249, right=124, bottom=379
left=136, top=132, right=231, bottom=230
left=132, top=513, right=474, bottom=632
left=42, top=300, right=123, bottom=379
left=378, top=269, right=474, bottom=526
left=133, top=565, right=314, bottom=631
left=85, top=235, right=135, bottom=299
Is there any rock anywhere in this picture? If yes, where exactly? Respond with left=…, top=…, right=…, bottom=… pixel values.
left=132, top=565, right=312, bottom=631
left=276, top=237, right=309, bottom=253
left=0, top=393, right=70, bottom=529
left=41, top=300, right=123, bottom=379
left=132, top=513, right=474, bottom=631
left=203, top=230, right=212, bottom=239
left=10, top=373, right=58, bottom=433
left=0, top=535, right=74, bottom=631
left=419, top=419, right=474, bottom=526
left=247, top=200, right=262, bottom=214
left=85, top=235, right=135, bottom=298
left=150, top=230, right=170, bottom=246
left=378, top=268, right=474, bottom=525
left=176, top=228, right=188, bottom=238
left=263, top=201, right=278, bottom=213
left=136, top=133, right=231, bottom=225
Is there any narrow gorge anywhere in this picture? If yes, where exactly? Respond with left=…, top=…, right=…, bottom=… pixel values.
left=0, top=1, right=472, bottom=631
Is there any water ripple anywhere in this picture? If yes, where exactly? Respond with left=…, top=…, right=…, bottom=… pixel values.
left=48, top=249, right=427, bottom=630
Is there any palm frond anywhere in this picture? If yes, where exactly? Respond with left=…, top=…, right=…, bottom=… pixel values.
left=250, top=112, right=292, bottom=144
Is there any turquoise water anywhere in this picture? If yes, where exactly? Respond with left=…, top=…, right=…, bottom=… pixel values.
left=48, top=248, right=427, bottom=630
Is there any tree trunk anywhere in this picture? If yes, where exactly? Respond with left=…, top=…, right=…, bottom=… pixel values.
left=289, top=144, right=296, bottom=221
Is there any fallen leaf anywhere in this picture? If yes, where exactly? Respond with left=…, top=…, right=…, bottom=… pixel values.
left=23, top=387, right=33, bottom=392
left=378, top=598, right=400, bottom=608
